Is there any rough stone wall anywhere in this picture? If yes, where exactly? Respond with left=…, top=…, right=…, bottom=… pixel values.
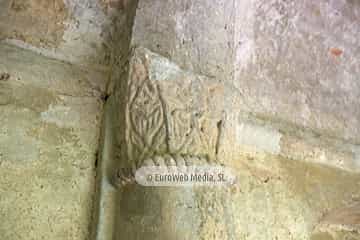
left=96, top=1, right=360, bottom=239
left=105, top=46, right=360, bottom=240
left=0, top=0, right=360, bottom=240
left=0, top=0, right=132, bottom=70
left=0, top=0, right=69, bottom=47
left=132, top=0, right=360, bottom=145
left=0, top=44, right=105, bottom=240
left=0, top=0, right=138, bottom=239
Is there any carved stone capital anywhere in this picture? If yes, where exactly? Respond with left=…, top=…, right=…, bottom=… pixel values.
left=114, top=47, right=224, bottom=178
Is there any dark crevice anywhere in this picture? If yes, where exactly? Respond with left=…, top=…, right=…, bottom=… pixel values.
left=215, top=119, right=223, bottom=157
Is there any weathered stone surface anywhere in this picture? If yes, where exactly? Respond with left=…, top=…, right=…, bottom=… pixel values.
left=1, top=1, right=359, bottom=240
left=106, top=47, right=225, bottom=189
left=97, top=46, right=226, bottom=239
left=100, top=98, right=360, bottom=240
left=234, top=0, right=360, bottom=144
left=93, top=47, right=360, bottom=240
left=0, top=0, right=135, bottom=70
left=226, top=153, right=360, bottom=240
left=311, top=203, right=360, bottom=240
left=220, top=112, right=360, bottom=172
left=115, top=47, right=360, bottom=173
left=0, top=44, right=107, bottom=96
left=0, top=43, right=103, bottom=240
left=132, top=0, right=234, bottom=79
left=132, top=0, right=360, bottom=144
left=0, top=0, right=69, bottom=47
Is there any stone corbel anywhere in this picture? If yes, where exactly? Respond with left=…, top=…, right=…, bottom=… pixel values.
left=93, top=47, right=227, bottom=240
left=112, top=47, right=224, bottom=187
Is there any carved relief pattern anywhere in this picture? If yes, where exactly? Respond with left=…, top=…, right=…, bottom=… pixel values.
left=114, top=154, right=211, bottom=187
left=124, top=51, right=220, bottom=169
left=126, top=63, right=167, bottom=166
left=166, top=101, right=218, bottom=158
left=168, top=108, right=194, bottom=154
